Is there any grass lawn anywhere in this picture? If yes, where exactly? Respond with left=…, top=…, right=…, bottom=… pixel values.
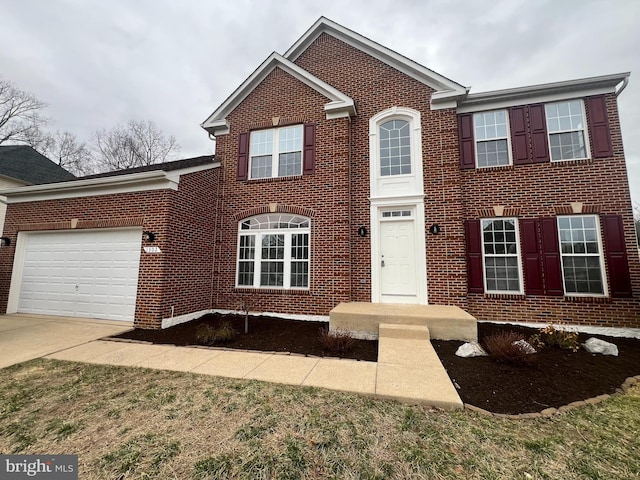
left=1, top=359, right=638, bottom=479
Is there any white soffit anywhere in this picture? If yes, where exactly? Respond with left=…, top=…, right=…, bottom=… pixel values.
left=0, top=162, right=220, bottom=203
left=457, top=72, right=630, bottom=113
left=284, top=16, right=468, bottom=108
left=201, top=52, right=356, bottom=136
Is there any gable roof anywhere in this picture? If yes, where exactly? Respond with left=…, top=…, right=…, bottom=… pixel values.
left=201, top=52, right=356, bottom=136
left=0, top=145, right=76, bottom=184
left=284, top=17, right=468, bottom=108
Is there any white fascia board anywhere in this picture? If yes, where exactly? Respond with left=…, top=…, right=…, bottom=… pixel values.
left=285, top=17, right=467, bottom=96
left=201, top=52, right=355, bottom=136
left=1, top=163, right=219, bottom=204
left=457, top=72, right=630, bottom=113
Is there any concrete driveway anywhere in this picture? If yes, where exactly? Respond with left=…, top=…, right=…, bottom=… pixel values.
left=0, top=313, right=133, bottom=368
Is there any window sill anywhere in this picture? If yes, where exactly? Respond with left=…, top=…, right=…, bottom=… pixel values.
left=475, top=164, right=514, bottom=172
left=244, top=175, right=304, bottom=184
left=551, top=158, right=593, bottom=166
left=234, top=287, right=311, bottom=296
left=484, top=292, right=525, bottom=299
left=564, top=295, right=610, bottom=304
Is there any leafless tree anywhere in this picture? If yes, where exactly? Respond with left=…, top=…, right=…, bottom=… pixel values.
left=93, top=120, right=180, bottom=172
left=0, top=78, right=48, bottom=145
left=37, top=130, right=96, bottom=176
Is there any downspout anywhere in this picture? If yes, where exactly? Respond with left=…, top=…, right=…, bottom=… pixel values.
left=208, top=133, right=223, bottom=309
left=348, top=115, right=353, bottom=301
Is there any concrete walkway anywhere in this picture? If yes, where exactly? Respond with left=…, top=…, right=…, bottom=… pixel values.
left=1, top=313, right=462, bottom=409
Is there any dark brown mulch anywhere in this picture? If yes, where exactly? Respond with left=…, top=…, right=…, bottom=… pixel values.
left=113, top=313, right=378, bottom=362
left=432, top=322, right=640, bottom=414
left=112, top=314, right=640, bottom=414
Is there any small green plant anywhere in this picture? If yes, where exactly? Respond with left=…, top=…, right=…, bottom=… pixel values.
left=318, top=327, right=356, bottom=354
left=530, top=323, right=580, bottom=352
left=196, top=321, right=237, bottom=346
left=483, top=331, right=535, bottom=366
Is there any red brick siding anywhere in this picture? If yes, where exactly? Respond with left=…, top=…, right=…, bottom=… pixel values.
left=461, top=93, right=640, bottom=327
left=0, top=168, right=219, bottom=329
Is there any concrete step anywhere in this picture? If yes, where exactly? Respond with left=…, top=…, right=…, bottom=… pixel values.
left=376, top=323, right=463, bottom=410
left=330, top=302, right=477, bottom=342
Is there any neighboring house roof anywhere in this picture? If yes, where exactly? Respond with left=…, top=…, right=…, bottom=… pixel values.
left=0, top=155, right=219, bottom=204
left=201, top=52, right=356, bottom=136
left=79, top=155, right=216, bottom=179
left=0, top=145, right=76, bottom=184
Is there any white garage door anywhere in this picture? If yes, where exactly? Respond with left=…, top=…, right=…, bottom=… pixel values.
left=17, top=228, right=142, bottom=321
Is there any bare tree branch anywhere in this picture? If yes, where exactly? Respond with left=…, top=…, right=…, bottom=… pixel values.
left=0, top=78, right=48, bottom=145
left=92, top=120, right=180, bottom=172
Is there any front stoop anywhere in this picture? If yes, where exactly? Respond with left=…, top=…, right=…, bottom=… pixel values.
left=376, top=323, right=463, bottom=410
left=330, top=302, right=477, bottom=342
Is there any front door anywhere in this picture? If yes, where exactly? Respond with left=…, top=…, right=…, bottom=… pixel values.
left=379, top=212, right=418, bottom=303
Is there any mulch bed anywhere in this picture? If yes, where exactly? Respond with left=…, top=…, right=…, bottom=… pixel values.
left=112, top=313, right=640, bottom=414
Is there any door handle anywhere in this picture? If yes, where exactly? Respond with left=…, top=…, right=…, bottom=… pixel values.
left=381, top=255, right=385, bottom=267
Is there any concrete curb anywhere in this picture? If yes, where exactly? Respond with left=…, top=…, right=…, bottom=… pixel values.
left=464, top=375, right=640, bottom=419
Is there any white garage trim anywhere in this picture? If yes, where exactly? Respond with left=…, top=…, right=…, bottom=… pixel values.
left=7, top=227, right=143, bottom=322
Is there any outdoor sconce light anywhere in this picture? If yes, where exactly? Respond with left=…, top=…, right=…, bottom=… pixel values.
left=358, top=226, right=368, bottom=237
left=142, top=231, right=157, bottom=243
left=429, top=224, right=441, bottom=235
left=0, top=236, right=10, bottom=247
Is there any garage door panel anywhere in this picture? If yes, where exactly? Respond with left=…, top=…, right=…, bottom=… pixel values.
left=17, top=229, right=142, bottom=322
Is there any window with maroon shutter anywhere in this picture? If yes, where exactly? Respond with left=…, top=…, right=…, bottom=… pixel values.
left=510, top=106, right=529, bottom=165
left=303, top=123, right=316, bottom=175
left=529, top=104, right=550, bottom=163
left=540, top=217, right=563, bottom=295
left=458, top=114, right=475, bottom=169
left=465, top=219, right=484, bottom=293
left=586, top=95, right=614, bottom=158
left=602, top=214, right=632, bottom=297
left=519, top=218, right=544, bottom=294
left=237, top=132, right=249, bottom=181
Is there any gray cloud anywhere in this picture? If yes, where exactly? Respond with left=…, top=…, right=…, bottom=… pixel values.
left=0, top=0, right=637, bottom=207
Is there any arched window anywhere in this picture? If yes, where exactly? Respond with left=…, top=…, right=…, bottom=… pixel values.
left=236, top=214, right=310, bottom=289
left=379, top=119, right=411, bottom=176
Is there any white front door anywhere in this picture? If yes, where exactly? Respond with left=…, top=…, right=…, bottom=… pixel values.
left=379, top=216, right=418, bottom=303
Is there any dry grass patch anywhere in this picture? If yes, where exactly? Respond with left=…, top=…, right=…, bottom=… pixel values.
left=1, top=359, right=639, bottom=479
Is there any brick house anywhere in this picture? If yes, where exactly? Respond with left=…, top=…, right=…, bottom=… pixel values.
left=0, top=17, right=638, bottom=330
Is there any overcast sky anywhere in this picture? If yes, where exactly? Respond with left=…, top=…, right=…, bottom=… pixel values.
left=1, top=0, right=638, bottom=208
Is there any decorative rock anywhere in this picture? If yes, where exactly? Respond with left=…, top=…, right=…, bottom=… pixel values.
left=583, top=338, right=618, bottom=356
left=540, top=407, right=558, bottom=417
left=513, top=339, right=536, bottom=354
left=455, top=342, right=488, bottom=358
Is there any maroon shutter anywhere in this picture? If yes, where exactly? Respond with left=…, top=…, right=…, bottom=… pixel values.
left=586, top=95, right=613, bottom=158
left=303, top=123, right=316, bottom=175
left=529, top=104, right=550, bottom=163
left=540, top=217, right=563, bottom=295
left=519, top=219, right=544, bottom=295
left=602, top=214, right=632, bottom=297
left=458, top=114, right=475, bottom=169
left=465, top=220, right=484, bottom=293
left=237, top=132, right=249, bottom=181
left=510, top=106, right=530, bottom=165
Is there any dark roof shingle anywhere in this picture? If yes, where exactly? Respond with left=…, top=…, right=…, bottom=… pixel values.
left=0, top=145, right=76, bottom=184
left=78, top=155, right=216, bottom=180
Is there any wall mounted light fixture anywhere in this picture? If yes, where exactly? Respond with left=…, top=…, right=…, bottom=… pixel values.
left=0, top=236, right=10, bottom=247
left=358, top=226, right=368, bottom=237
left=429, top=224, right=441, bottom=235
left=142, top=231, right=157, bottom=243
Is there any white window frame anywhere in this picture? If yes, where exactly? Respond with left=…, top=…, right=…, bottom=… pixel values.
left=378, top=118, right=412, bottom=177
left=236, top=214, right=310, bottom=290
left=480, top=217, right=524, bottom=294
left=545, top=100, right=591, bottom=162
left=557, top=214, right=607, bottom=297
left=473, top=110, right=512, bottom=168
left=249, top=125, right=303, bottom=179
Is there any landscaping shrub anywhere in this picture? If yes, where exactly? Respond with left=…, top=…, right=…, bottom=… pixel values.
left=196, top=321, right=237, bottom=346
left=483, top=331, right=535, bottom=366
left=318, top=328, right=356, bottom=354
left=530, top=323, right=580, bottom=352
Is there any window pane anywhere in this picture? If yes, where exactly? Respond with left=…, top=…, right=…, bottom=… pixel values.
left=290, top=262, right=308, bottom=287
left=262, top=234, right=284, bottom=259
left=380, top=119, right=411, bottom=176
left=481, top=218, right=520, bottom=292
left=558, top=215, right=604, bottom=295
left=250, top=155, right=272, bottom=179
left=238, top=262, right=254, bottom=286
left=279, top=125, right=303, bottom=153
left=278, top=151, right=302, bottom=176
left=549, top=132, right=586, bottom=161
left=260, top=261, right=284, bottom=287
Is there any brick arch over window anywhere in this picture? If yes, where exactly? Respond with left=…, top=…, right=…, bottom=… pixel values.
left=232, top=204, right=316, bottom=222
